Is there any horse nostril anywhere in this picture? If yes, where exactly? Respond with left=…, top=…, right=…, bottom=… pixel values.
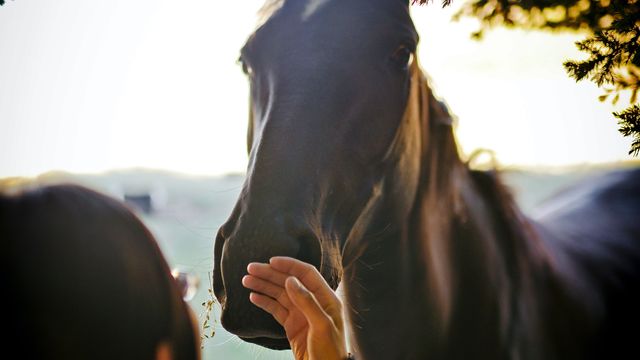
left=212, top=229, right=228, bottom=304
left=296, top=234, right=322, bottom=270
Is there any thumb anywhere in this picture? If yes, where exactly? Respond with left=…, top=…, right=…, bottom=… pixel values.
left=285, top=276, right=334, bottom=330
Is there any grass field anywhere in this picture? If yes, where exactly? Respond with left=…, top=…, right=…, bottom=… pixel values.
left=7, top=163, right=636, bottom=359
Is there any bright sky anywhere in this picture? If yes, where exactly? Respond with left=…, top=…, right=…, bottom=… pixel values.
left=0, top=0, right=633, bottom=178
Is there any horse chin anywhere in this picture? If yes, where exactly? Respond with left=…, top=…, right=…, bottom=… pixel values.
left=240, top=336, right=291, bottom=350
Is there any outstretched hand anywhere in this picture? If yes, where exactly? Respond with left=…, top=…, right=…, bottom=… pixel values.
left=242, top=257, right=348, bottom=360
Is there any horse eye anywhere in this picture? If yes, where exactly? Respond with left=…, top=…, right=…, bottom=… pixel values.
left=391, top=45, right=413, bottom=70
left=237, top=56, right=253, bottom=76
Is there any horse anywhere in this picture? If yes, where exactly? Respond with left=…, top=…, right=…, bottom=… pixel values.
left=212, top=0, right=640, bottom=358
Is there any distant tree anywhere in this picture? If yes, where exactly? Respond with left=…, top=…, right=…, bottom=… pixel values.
left=414, top=0, right=640, bottom=156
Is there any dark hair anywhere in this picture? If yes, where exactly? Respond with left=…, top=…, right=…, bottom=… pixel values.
left=0, top=184, right=198, bottom=360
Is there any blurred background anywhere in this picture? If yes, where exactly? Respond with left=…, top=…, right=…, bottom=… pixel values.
left=1, top=0, right=637, bottom=359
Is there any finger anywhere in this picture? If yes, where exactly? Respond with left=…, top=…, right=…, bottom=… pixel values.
left=247, top=262, right=289, bottom=287
left=285, top=276, right=334, bottom=332
left=242, top=275, right=293, bottom=309
left=270, top=257, right=341, bottom=316
left=249, top=292, right=289, bottom=326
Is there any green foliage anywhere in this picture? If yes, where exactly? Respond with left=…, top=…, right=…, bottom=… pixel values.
left=415, top=0, right=640, bottom=156
left=413, top=0, right=453, bottom=7
left=561, top=6, right=640, bottom=156
left=453, top=0, right=630, bottom=35
left=563, top=28, right=639, bottom=98
left=614, top=105, right=640, bottom=155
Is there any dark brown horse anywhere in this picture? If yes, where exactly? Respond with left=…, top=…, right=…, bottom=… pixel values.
left=213, top=0, right=640, bottom=358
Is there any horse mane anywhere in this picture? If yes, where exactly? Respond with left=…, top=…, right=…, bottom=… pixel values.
left=410, top=58, right=552, bottom=355
left=410, top=59, right=465, bottom=335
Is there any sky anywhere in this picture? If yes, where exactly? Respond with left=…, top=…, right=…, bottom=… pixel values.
left=0, top=0, right=634, bottom=178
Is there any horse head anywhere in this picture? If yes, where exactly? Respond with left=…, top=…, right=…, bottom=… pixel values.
left=212, top=0, right=453, bottom=349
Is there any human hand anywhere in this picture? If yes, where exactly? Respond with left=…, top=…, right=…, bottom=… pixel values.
left=242, top=256, right=348, bottom=360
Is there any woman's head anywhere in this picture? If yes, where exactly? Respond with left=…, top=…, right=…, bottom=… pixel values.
left=1, top=184, right=199, bottom=360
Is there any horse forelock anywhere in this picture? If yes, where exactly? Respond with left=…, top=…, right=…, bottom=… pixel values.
left=256, top=0, right=285, bottom=29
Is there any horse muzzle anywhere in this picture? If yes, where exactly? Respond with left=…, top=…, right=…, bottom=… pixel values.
left=212, top=216, right=325, bottom=350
